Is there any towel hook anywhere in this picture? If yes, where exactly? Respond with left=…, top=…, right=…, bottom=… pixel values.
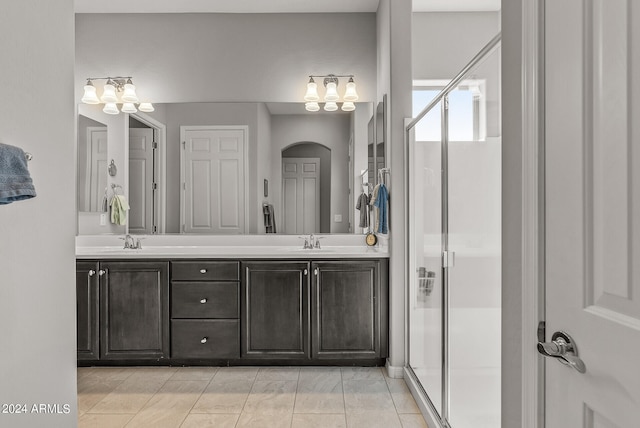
left=25, top=152, right=33, bottom=161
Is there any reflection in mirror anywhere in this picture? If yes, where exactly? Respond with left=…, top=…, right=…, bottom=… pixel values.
left=77, top=115, right=108, bottom=212
left=77, top=102, right=374, bottom=235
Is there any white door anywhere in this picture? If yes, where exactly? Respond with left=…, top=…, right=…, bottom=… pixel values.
left=86, top=126, right=108, bottom=212
left=282, top=157, right=320, bottom=234
left=129, top=127, right=154, bottom=234
left=181, top=126, right=246, bottom=234
left=545, top=1, right=640, bottom=426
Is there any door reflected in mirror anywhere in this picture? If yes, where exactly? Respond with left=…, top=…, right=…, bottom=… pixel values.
left=77, top=114, right=108, bottom=212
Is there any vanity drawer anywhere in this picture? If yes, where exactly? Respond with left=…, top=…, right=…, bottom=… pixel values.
left=171, top=261, right=239, bottom=281
left=171, top=319, right=239, bottom=359
left=172, top=282, right=239, bottom=319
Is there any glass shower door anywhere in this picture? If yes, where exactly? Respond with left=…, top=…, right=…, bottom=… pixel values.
left=407, top=100, right=444, bottom=416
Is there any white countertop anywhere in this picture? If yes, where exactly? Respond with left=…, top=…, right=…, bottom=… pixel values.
left=76, top=234, right=389, bottom=259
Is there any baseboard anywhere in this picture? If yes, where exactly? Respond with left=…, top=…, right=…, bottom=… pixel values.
left=385, top=359, right=404, bottom=378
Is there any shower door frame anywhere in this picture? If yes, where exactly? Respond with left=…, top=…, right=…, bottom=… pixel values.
left=404, top=33, right=504, bottom=428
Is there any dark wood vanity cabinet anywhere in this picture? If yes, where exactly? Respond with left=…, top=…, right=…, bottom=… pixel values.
left=75, top=260, right=170, bottom=361
left=77, top=257, right=387, bottom=365
left=76, top=261, right=99, bottom=360
left=241, top=259, right=389, bottom=362
left=100, top=261, right=170, bottom=360
left=241, top=261, right=310, bottom=359
left=170, top=261, right=240, bottom=359
left=311, top=260, right=388, bottom=359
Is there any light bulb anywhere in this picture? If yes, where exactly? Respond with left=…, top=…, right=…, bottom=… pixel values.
left=103, top=102, right=119, bottom=115
left=343, top=78, right=359, bottom=101
left=324, top=101, right=338, bottom=112
left=138, top=102, right=155, bottom=112
left=81, top=81, right=100, bottom=104
left=341, top=101, right=356, bottom=111
left=304, top=78, right=319, bottom=102
left=100, top=82, right=118, bottom=103
left=324, top=81, right=339, bottom=102
left=121, top=79, right=139, bottom=103
left=121, top=103, right=137, bottom=113
left=305, top=102, right=320, bottom=112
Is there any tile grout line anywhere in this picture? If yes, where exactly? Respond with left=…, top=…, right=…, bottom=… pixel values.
left=177, top=367, right=219, bottom=428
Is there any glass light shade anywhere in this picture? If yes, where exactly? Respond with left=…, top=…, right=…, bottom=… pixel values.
left=305, top=102, right=320, bottom=112
left=121, top=102, right=137, bottom=113
left=103, top=102, right=119, bottom=115
left=324, top=81, right=339, bottom=102
left=138, top=102, right=155, bottom=112
left=100, top=83, right=118, bottom=103
left=304, top=81, right=320, bottom=102
left=341, top=101, right=356, bottom=111
left=121, top=83, right=139, bottom=103
left=343, top=80, right=359, bottom=101
left=324, top=101, right=338, bottom=112
left=81, top=84, right=100, bottom=104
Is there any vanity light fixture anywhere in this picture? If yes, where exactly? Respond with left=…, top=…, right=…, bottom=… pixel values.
left=303, top=74, right=359, bottom=112
left=81, top=76, right=153, bottom=115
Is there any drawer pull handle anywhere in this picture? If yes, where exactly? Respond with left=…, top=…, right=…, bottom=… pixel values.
left=200, top=269, right=207, bottom=274
left=200, top=298, right=208, bottom=304
left=200, top=337, right=208, bottom=344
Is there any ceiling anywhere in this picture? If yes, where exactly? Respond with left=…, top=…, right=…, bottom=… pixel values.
left=74, top=0, right=380, bottom=13
left=74, top=0, right=500, bottom=14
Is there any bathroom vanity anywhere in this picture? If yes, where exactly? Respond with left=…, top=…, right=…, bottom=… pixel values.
left=76, top=236, right=389, bottom=366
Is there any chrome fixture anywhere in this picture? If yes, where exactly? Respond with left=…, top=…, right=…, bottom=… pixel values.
left=538, top=331, right=586, bottom=373
left=299, top=234, right=322, bottom=249
left=304, top=74, right=359, bottom=112
left=81, top=76, right=154, bottom=115
left=120, top=234, right=143, bottom=249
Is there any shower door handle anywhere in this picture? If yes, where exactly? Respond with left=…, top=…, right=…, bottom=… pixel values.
left=537, top=331, right=586, bottom=373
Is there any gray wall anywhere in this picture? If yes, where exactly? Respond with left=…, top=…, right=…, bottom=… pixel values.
left=75, top=13, right=377, bottom=103
left=0, top=1, right=77, bottom=427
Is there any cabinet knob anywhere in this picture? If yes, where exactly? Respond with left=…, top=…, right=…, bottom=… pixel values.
left=314, top=268, right=319, bottom=276
left=200, top=298, right=208, bottom=304
left=200, top=337, right=208, bottom=344
left=200, top=269, right=207, bottom=274
left=98, top=269, right=106, bottom=276
left=303, top=269, right=308, bottom=276
left=88, top=269, right=96, bottom=277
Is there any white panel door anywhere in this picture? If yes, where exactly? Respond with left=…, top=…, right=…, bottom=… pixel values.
left=129, top=127, right=154, bottom=234
left=545, top=1, right=640, bottom=426
left=87, top=127, right=108, bottom=212
left=181, top=126, right=246, bottom=234
left=282, top=158, right=320, bottom=234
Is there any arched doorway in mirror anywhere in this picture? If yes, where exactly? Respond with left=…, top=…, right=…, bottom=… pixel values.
left=281, top=142, right=331, bottom=234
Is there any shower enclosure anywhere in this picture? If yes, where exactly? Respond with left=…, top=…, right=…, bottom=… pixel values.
left=405, top=34, right=502, bottom=428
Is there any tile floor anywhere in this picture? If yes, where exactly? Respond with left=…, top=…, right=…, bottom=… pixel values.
left=78, top=366, right=428, bottom=428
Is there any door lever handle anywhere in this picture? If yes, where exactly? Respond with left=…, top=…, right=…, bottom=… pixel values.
left=537, top=331, right=586, bottom=373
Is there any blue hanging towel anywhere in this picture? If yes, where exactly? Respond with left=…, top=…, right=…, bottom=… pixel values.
left=0, top=143, right=36, bottom=205
left=373, top=183, right=389, bottom=234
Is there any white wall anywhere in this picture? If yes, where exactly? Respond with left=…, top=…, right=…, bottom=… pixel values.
left=0, top=1, right=77, bottom=427
left=75, top=13, right=377, bottom=103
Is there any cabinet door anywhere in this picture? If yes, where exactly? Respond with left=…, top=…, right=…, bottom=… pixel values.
left=242, top=262, right=310, bottom=359
left=100, top=261, right=169, bottom=360
left=312, top=260, right=384, bottom=359
left=77, top=261, right=99, bottom=360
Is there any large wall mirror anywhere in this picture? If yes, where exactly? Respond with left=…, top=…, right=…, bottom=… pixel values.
left=77, top=100, right=386, bottom=236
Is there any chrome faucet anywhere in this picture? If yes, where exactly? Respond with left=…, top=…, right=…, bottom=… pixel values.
left=299, top=234, right=322, bottom=250
left=121, top=234, right=142, bottom=249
